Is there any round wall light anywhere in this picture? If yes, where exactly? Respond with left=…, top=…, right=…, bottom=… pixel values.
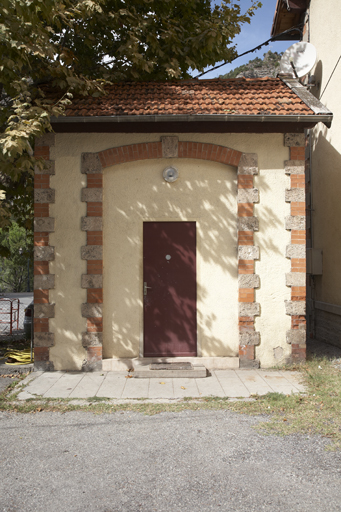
left=163, top=166, right=179, bottom=183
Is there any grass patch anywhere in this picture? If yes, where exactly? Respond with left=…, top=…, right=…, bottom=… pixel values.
left=227, top=358, right=341, bottom=450
left=0, top=372, right=29, bottom=406
left=0, top=358, right=340, bottom=449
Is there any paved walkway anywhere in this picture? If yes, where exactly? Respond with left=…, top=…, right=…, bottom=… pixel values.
left=18, top=369, right=305, bottom=401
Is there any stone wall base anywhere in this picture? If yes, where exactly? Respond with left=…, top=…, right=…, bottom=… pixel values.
left=102, top=357, right=239, bottom=371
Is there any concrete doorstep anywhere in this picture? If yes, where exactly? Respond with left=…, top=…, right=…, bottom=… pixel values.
left=133, top=361, right=207, bottom=378
left=16, top=369, right=306, bottom=402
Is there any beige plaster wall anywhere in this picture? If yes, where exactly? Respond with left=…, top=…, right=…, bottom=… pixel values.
left=308, top=0, right=341, bottom=305
left=103, top=158, right=238, bottom=358
left=48, top=132, right=290, bottom=368
left=49, top=139, right=87, bottom=371
left=254, top=161, right=292, bottom=367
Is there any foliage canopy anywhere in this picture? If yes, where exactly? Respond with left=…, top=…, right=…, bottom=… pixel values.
left=0, top=0, right=261, bottom=227
left=0, top=221, right=33, bottom=291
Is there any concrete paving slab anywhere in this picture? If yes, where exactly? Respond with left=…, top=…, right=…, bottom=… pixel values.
left=16, top=371, right=43, bottom=400
left=69, top=372, right=106, bottom=399
left=173, top=378, right=200, bottom=398
left=254, top=370, right=296, bottom=393
left=20, top=371, right=64, bottom=398
left=96, top=372, right=127, bottom=398
left=234, top=369, right=273, bottom=395
left=279, top=370, right=306, bottom=391
left=257, top=371, right=303, bottom=394
left=215, top=370, right=251, bottom=398
left=196, top=371, right=225, bottom=397
left=43, top=372, right=85, bottom=398
left=15, top=368, right=307, bottom=400
left=148, top=378, right=174, bottom=399
left=121, top=376, right=149, bottom=399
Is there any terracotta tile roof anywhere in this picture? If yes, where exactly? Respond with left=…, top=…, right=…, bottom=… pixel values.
left=63, top=77, right=315, bottom=117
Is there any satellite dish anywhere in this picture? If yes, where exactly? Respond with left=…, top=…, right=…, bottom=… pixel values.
left=279, top=42, right=317, bottom=78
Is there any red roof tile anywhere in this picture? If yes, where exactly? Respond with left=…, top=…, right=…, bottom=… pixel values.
left=62, top=78, right=315, bottom=117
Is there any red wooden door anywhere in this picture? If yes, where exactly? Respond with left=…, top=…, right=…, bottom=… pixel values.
left=143, top=222, right=197, bottom=357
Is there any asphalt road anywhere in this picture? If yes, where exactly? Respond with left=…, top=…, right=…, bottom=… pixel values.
left=1, top=409, right=340, bottom=512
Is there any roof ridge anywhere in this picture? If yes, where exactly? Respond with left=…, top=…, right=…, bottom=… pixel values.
left=105, top=77, right=281, bottom=85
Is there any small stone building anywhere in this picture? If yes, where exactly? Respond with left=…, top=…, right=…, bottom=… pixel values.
left=33, top=78, right=332, bottom=371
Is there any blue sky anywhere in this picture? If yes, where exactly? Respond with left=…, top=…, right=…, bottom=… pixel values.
left=196, top=0, right=295, bottom=79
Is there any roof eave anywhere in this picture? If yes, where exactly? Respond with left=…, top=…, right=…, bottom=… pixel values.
left=271, top=0, right=309, bottom=39
left=50, top=113, right=333, bottom=128
left=279, top=78, right=333, bottom=127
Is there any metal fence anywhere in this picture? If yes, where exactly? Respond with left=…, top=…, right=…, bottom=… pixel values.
left=0, top=298, right=28, bottom=340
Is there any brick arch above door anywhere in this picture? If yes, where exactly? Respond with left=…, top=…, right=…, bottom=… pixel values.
left=79, top=138, right=260, bottom=370
left=96, top=140, right=243, bottom=169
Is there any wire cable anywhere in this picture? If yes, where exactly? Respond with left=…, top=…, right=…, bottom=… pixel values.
left=194, top=25, right=303, bottom=79
left=320, top=55, right=341, bottom=99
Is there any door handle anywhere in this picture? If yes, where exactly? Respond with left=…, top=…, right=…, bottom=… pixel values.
left=144, top=282, right=152, bottom=296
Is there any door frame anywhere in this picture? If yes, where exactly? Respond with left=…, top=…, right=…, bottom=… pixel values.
left=139, top=218, right=202, bottom=358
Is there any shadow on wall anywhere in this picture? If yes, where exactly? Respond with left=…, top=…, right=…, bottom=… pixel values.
left=311, top=60, right=323, bottom=100
left=99, top=158, right=282, bottom=360
left=311, top=126, right=341, bottom=305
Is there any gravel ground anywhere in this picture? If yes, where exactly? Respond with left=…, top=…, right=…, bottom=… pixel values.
left=0, top=409, right=340, bottom=512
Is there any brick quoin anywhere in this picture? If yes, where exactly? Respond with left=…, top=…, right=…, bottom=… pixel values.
left=286, top=137, right=307, bottom=362
left=290, top=147, right=305, bottom=160
left=34, top=347, right=50, bottom=361
left=87, top=174, right=103, bottom=188
left=238, top=231, right=254, bottom=246
left=291, top=175, right=305, bottom=188
left=291, top=230, right=306, bottom=244
left=81, top=162, right=104, bottom=368
left=238, top=203, right=253, bottom=217
left=34, top=139, right=54, bottom=370
left=291, top=203, right=306, bottom=216
left=87, top=289, right=103, bottom=303
left=291, top=286, right=306, bottom=301
left=239, top=289, right=255, bottom=302
left=34, top=318, right=49, bottom=332
left=239, top=345, right=255, bottom=359
left=34, top=261, right=49, bottom=275
left=87, top=202, right=103, bottom=216
left=34, top=203, right=49, bottom=217
left=87, top=232, right=103, bottom=245
left=34, top=146, right=50, bottom=160
left=291, top=258, right=306, bottom=272
left=87, top=317, right=103, bottom=332
left=87, top=346, right=102, bottom=362
left=34, top=289, right=49, bottom=304
left=34, top=174, right=50, bottom=189
left=237, top=156, right=259, bottom=367
left=34, top=233, right=49, bottom=246
left=87, top=260, right=103, bottom=274
left=238, top=175, right=254, bottom=189
left=292, top=344, right=306, bottom=361
left=238, top=260, right=254, bottom=274
left=238, top=317, right=255, bottom=332
left=292, top=315, right=306, bottom=329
